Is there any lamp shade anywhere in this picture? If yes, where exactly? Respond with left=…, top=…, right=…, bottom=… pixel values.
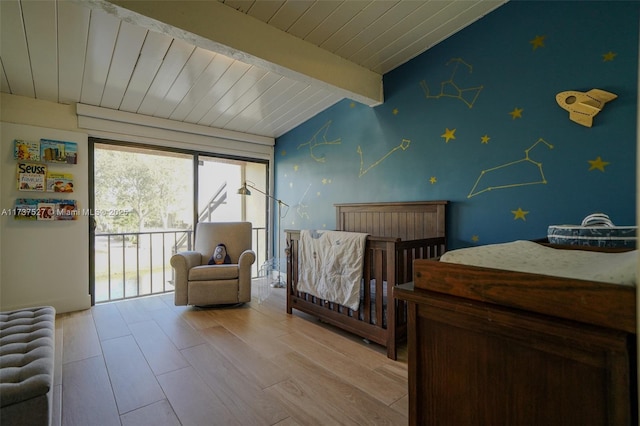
left=237, top=183, right=251, bottom=196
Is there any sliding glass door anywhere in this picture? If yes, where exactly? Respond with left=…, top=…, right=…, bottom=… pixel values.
left=197, top=156, right=268, bottom=273
left=90, top=140, right=268, bottom=304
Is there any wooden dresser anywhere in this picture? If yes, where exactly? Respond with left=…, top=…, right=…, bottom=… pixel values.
left=394, top=279, right=637, bottom=426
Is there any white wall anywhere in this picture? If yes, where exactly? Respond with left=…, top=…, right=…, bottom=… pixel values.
left=1, top=93, right=276, bottom=313
left=1, top=122, right=91, bottom=313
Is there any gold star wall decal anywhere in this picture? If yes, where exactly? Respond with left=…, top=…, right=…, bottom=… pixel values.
left=281, top=149, right=287, bottom=156
left=350, top=102, right=356, bottom=108
left=602, top=51, right=617, bottom=61
left=529, top=35, right=546, bottom=50
left=293, top=164, right=299, bottom=171
left=481, top=135, right=490, bottom=144
left=429, top=176, right=437, bottom=184
left=509, top=107, right=523, bottom=119
left=512, top=207, right=529, bottom=221
left=392, top=108, right=399, bottom=115
left=588, top=156, right=610, bottom=172
left=471, top=235, right=479, bottom=242
left=441, top=128, right=456, bottom=143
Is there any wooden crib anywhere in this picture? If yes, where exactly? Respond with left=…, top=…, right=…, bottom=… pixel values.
left=285, top=201, right=448, bottom=359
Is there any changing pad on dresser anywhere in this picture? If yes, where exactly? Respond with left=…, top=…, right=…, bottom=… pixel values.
left=440, top=240, right=637, bottom=286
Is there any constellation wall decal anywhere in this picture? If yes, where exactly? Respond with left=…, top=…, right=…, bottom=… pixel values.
left=468, top=138, right=553, bottom=198
left=297, top=120, right=342, bottom=163
left=295, top=183, right=312, bottom=220
left=357, top=139, right=411, bottom=177
left=419, top=58, right=484, bottom=109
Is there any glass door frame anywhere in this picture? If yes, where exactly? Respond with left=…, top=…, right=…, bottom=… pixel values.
left=89, top=138, right=270, bottom=305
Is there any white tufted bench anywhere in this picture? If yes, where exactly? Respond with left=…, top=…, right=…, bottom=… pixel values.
left=0, top=306, right=55, bottom=426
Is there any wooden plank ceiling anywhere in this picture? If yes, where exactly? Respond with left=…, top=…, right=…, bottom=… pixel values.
left=0, top=0, right=507, bottom=139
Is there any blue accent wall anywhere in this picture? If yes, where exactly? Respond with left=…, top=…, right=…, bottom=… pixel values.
left=275, top=1, right=639, bottom=249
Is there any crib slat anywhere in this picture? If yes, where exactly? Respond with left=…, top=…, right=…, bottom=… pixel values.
left=363, top=244, right=372, bottom=324
left=386, top=239, right=400, bottom=358
left=375, top=248, right=384, bottom=328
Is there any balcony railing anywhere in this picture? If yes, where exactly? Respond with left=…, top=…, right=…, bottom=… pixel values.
left=94, top=227, right=267, bottom=303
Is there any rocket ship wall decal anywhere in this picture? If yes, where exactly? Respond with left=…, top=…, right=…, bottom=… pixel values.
left=555, top=89, right=617, bottom=127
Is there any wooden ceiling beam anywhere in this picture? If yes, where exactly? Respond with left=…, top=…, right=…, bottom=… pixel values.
left=82, top=0, right=383, bottom=106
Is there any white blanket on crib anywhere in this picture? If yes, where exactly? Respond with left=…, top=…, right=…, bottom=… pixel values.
left=297, top=230, right=368, bottom=310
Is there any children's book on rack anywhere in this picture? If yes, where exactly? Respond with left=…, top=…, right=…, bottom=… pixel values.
left=14, top=198, right=78, bottom=221
left=40, top=139, right=78, bottom=164
left=14, top=199, right=39, bottom=220
left=54, top=200, right=78, bottom=220
left=46, top=172, right=74, bottom=193
left=17, top=162, right=47, bottom=192
left=14, top=139, right=41, bottom=161
left=36, top=201, right=57, bottom=221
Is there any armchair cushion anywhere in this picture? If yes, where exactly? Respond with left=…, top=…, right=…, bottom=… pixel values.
left=189, top=264, right=238, bottom=281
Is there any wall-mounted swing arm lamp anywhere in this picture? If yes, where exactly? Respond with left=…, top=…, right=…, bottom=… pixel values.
left=237, top=182, right=289, bottom=288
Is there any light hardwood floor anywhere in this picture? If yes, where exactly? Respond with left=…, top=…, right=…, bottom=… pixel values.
left=52, top=284, right=408, bottom=426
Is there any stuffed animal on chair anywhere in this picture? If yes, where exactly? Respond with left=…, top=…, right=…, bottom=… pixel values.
left=208, top=243, right=231, bottom=265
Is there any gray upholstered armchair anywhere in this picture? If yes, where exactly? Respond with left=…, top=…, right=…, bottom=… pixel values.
left=170, top=222, right=256, bottom=306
